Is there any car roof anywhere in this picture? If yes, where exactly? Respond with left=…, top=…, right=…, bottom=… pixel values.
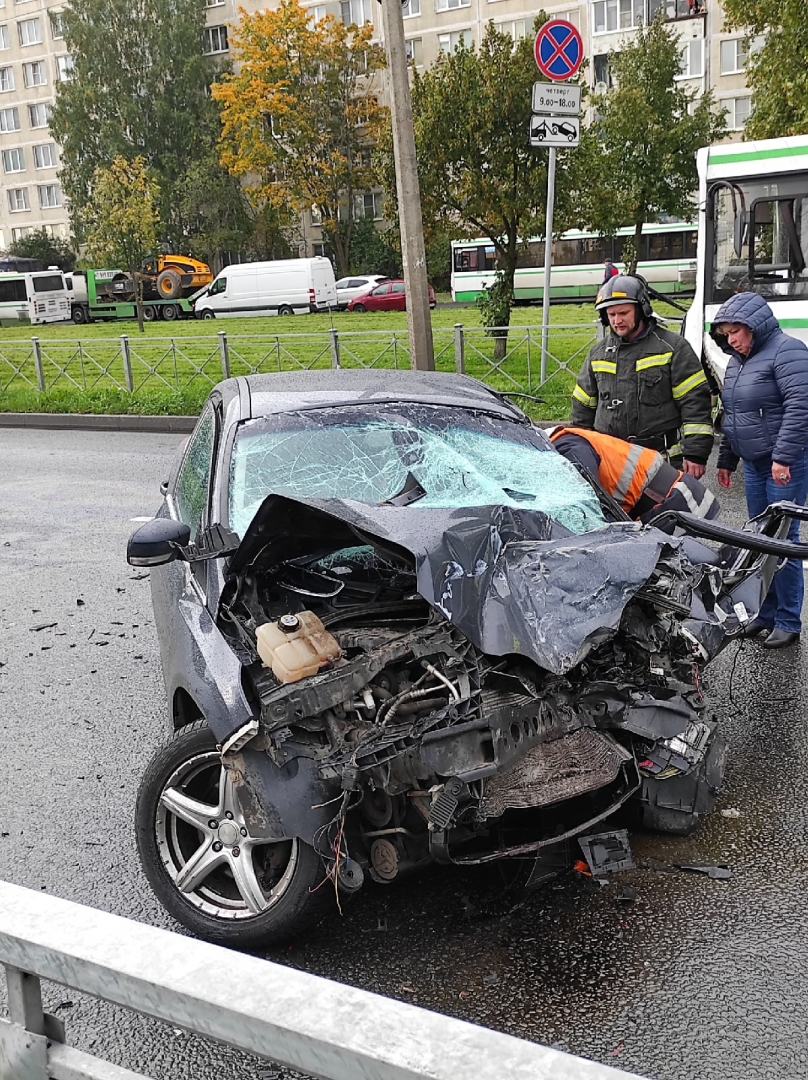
left=215, top=370, right=526, bottom=423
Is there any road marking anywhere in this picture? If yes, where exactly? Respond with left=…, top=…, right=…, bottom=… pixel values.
left=130, top=516, right=152, bottom=522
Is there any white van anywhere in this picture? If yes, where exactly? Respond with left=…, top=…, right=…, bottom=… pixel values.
left=194, top=257, right=337, bottom=319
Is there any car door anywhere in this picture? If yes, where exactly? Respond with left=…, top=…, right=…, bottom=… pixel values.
left=391, top=281, right=406, bottom=311
left=368, top=283, right=391, bottom=311
left=151, top=402, right=255, bottom=737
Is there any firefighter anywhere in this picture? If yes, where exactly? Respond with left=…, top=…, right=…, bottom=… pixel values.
left=548, top=425, right=719, bottom=527
left=571, top=275, right=713, bottom=478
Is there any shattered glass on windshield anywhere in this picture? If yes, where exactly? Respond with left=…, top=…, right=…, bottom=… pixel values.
left=228, top=403, right=605, bottom=538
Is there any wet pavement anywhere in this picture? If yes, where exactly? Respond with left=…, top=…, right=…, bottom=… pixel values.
left=1, top=427, right=808, bottom=1080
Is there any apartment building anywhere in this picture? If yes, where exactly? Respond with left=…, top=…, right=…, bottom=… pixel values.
left=0, top=0, right=753, bottom=253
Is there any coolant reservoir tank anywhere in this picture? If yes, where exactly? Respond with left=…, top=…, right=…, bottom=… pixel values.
left=255, top=611, right=341, bottom=684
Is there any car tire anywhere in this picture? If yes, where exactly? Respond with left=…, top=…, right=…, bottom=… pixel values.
left=202, top=310, right=215, bottom=320
left=136, top=720, right=331, bottom=947
left=352, top=303, right=366, bottom=313
left=277, top=305, right=294, bottom=316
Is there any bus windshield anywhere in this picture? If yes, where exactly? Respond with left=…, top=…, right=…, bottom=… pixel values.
left=709, top=177, right=808, bottom=304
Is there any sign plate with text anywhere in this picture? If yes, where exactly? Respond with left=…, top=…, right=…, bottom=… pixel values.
left=532, top=82, right=581, bottom=116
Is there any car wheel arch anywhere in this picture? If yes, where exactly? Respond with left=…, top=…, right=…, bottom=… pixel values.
left=173, top=685, right=203, bottom=731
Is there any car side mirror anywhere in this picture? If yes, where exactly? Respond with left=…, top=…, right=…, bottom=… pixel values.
left=127, top=518, right=191, bottom=567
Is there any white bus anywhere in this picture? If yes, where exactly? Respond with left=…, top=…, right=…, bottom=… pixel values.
left=0, top=269, right=70, bottom=326
left=450, top=221, right=698, bottom=304
left=683, top=134, right=808, bottom=383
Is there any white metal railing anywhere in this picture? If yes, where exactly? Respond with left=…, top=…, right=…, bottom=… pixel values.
left=0, top=880, right=647, bottom=1080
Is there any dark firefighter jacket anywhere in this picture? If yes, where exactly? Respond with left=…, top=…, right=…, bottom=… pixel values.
left=710, top=292, right=808, bottom=471
left=570, top=321, right=714, bottom=464
left=549, top=426, right=719, bottom=526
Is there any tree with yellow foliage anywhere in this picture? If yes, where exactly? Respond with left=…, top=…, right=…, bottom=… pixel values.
left=214, top=0, right=386, bottom=276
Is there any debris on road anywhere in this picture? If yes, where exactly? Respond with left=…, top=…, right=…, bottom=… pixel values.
left=721, top=808, right=742, bottom=819
left=578, top=830, right=634, bottom=877
left=678, top=863, right=732, bottom=880
left=29, top=622, right=57, bottom=632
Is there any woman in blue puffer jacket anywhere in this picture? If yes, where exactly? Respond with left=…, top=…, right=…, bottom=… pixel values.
left=712, top=292, right=808, bottom=648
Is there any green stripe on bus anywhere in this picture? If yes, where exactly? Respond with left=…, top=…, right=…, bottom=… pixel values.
left=708, top=144, right=808, bottom=165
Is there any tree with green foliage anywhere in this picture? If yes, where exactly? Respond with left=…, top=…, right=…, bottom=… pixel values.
left=722, top=0, right=808, bottom=137
left=84, top=156, right=160, bottom=333
left=377, top=18, right=592, bottom=346
left=49, top=0, right=229, bottom=249
left=214, top=0, right=386, bottom=277
left=7, top=229, right=76, bottom=271
left=586, top=15, right=727, bottom=271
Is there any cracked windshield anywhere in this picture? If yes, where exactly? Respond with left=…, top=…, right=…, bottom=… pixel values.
left=228, top=404, right=605, bottom=537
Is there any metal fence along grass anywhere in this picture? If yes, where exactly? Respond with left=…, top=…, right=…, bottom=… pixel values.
left=0, top=323, right=605, bottom=419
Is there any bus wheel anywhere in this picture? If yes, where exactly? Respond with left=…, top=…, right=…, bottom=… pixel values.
left=72, top=306, right=87, bottom=325
left=161, top=304, right=179, bottom=322
left=142, top=305, right=157, bottom=322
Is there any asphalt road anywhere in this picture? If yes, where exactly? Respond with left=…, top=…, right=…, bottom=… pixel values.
left=1, top=428, right=808, bottom=1080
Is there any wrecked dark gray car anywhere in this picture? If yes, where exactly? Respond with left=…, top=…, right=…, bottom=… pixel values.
left=128, top=371, right=808, bottom=947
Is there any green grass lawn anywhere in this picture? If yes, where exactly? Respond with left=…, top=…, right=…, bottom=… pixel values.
left=0, top=300, right=688, bottom=420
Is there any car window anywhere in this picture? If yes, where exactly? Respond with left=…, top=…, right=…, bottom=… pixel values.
left=335, top=278, right=350, bottom=289
left=228, top=404, right=605, bottom=538
left=391, top=282, right=405, bottom=294
left=371, top=284, right=388, bottom=296
left=175, top=405, right=215, bottom=539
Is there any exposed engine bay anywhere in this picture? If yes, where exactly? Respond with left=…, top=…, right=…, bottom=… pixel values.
left=209, top=494, right=766, bottom=889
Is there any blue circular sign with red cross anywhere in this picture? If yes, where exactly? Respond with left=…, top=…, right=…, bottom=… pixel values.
left=534, top=19, right=583, bottom=82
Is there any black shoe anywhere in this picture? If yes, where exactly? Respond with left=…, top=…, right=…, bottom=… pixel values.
left=763, top=629, right=800, bottom=649
left=743, top=618, right=773, bottom=637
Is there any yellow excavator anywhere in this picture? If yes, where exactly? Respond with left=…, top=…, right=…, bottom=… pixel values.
left=112, top=255, right=213, bottom=302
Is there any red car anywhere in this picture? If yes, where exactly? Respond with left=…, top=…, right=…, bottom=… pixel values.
left=347, top=279, right=436, bottom=312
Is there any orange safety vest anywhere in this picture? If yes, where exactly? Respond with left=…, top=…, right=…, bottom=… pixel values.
left=549, top=426, right=671, bottom=513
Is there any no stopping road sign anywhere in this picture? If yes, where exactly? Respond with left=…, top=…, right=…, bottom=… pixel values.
left=534, top=19, right=583, bottom=82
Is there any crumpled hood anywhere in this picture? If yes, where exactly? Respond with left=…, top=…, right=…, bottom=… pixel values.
left=227, top=494, right=685, bottom=676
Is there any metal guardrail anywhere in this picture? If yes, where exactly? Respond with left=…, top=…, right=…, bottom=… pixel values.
left=0, top=324, right=603, bottom=404
left=0, top=880, right=647, bottom=1080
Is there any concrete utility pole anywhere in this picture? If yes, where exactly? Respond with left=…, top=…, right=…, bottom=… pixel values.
left=379, top=0, right=434, bottom=370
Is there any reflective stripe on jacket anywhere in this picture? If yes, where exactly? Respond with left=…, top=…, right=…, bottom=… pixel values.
left=570, top=321, right=714, bottom=464
left=549, top=426, right=668, bottom=512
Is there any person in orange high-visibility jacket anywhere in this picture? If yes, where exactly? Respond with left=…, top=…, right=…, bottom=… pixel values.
left=548, top=425, right=719, bottom=527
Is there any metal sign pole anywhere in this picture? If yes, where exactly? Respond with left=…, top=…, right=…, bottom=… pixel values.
left=541, top=145, right=556, bottom=383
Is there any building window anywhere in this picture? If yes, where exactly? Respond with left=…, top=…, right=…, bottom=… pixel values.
left=28, top=101, right=50, bottom=127
left=50, top=10, right=64, bottom=37
left=499, top=19, right=527, bottom=41
left=677, top=38, right=704, bottom=78
left=310, top=204, right=322, bottom=226
left=8, top=186, right=29, bottom=211
left=0, top=66, right=14, bottom=91
left=720, top=38, right=746, bottom=74
left=38, top=183, right=62, bottom=208
left=206, top=0, right=225, bottom=6
left=18, top=16, right=40, bottom=44
left=341, top=0, right=371, bottom=26
left=0, top=24, right=8, bottom=48
left=23, top=60, right=46, bottom=86
left=593, top=0, right=643, bottom=33
left=436, top=0, right=470, bottom=9
left=55, top=54, right=73, bottom=80
left=402, top=0, right=420, bottom=16
left=593, top=53, right=615, bottom=89
left=405, top=37, right=422, bottom=66
left=725, top=95, right=751, bottom=130
left=312, top=242, right=326, bottom=257
left=0, top=105, right=18, bottom=131
left=203, top=25, right=227, bottom=53
left=307, top=3, right=327, bottom=22
left=33, top=142, right=56, bottom=168
left=354, top=191, right=383, bottom=220
left=2, top=146, right=24, bottom=171
left=12, top=228, right=38, bottom=242
left=437, top=29, right=469, bottom=52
